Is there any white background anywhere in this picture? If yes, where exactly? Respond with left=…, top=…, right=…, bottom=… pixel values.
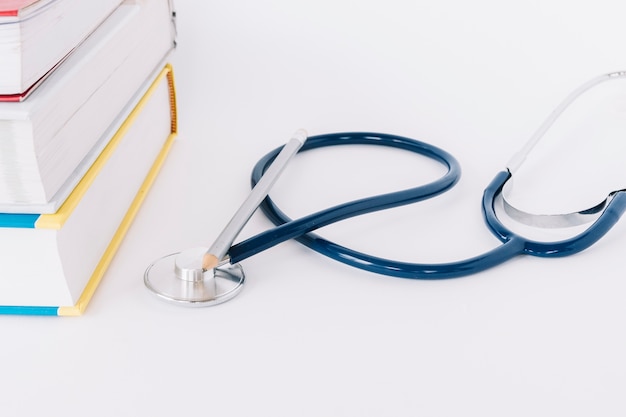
left=3, top=0, right=626, bottom=415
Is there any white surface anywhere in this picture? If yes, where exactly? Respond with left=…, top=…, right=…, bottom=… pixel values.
left=2, top=1, right=626, bottom=415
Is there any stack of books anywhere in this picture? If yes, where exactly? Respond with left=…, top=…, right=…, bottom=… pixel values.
left=0, top=0, right=178, bottom=316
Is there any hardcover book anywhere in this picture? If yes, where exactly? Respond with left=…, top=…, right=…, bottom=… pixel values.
left=0, top=0, right=123, bottom=98
left=0, top=0, right=176, bottom=211
left=0, top=64, right=178, bottom=316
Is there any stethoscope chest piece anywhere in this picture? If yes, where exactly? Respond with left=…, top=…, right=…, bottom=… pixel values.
left=144, top=131, right=307, bottom=308
left=144, top=247, right=245, bottom=307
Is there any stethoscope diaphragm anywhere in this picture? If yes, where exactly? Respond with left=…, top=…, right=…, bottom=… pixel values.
left=145, top=247, right=245, bottom=306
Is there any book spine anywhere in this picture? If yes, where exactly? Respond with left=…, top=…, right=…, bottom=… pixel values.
left=59, top=65, right=178, bottom=316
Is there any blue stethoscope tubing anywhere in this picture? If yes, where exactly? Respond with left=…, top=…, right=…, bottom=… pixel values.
left=226, top=132, right=626, bottom=279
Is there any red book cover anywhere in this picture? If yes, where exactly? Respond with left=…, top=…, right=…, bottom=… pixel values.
left=0, top=0, right=41, bottom=17
left=0, top=56, right=65, bottom=102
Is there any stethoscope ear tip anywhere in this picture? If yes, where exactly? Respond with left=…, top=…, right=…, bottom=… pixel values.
left=144, top=247, right=245, bottom=307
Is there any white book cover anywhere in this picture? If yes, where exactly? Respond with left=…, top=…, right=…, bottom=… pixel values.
left=0, top=0, right=123, bottom=97
left=0, top=0, right=176, bottom=211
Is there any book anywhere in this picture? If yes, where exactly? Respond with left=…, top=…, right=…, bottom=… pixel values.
left=0, top=0, right=123, bottom=99
left=0, top=63, right=178, bottom=316
left=0, top=0, right=176, bottom=212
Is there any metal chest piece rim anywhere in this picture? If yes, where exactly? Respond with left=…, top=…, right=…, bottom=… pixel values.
left=144, top=247, right=245, bottom=307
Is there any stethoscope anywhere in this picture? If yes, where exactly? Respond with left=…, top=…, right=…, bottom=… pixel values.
left=144, top=71, right=626, bottom=307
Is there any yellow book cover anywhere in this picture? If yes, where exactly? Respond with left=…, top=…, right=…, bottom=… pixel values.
left=0, top=63, right=178, bottom=316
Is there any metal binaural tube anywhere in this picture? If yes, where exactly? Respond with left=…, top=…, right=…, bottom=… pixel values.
left=506, top=71, right=626, bottom=173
